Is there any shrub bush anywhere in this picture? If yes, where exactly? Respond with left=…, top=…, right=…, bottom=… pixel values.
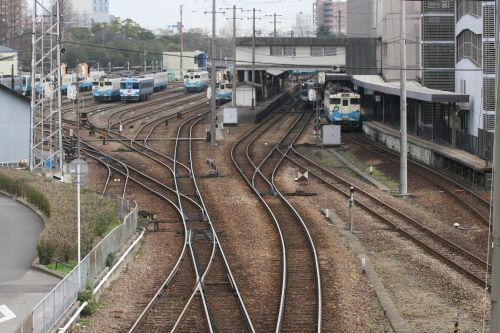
left=0, top=168, right=121, bottom=264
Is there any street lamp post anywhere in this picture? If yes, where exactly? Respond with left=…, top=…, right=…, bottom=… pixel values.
left=349, top=186, right=355, bottom=232
left=69, top=159, right=88, bottom=287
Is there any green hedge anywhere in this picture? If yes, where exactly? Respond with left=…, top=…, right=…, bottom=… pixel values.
left=0, top=173, right=51, bottom=217
left=0, top=168, right=120, bottom=264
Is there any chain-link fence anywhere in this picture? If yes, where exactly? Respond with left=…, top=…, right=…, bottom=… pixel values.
left=16, top=199, right=138, bottom=333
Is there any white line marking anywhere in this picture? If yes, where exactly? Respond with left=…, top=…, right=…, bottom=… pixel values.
left=0, top=305, right=16, bottom=323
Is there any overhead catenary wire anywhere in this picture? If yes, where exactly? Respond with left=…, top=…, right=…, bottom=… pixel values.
left=61, top=40, right=480, bottom=72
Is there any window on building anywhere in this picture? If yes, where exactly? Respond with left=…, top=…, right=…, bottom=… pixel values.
left=271, top=46, right=284, bottom=56
left=311, top=46, right=324, bottom=57
left=457, top=0, right=481, bottom=21
left=457, top=29, right=482, bottom=65
left=324, top=46, right=337, bottom=56
left=284, top=46, right=296, bottom=56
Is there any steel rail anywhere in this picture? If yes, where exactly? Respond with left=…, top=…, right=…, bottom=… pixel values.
left=170, top=111, right=215, bottom=332
left=287, top=147, right=491, bottom=288
left=188, top=117, right=257, bottom=333
left=272, top=112, right=322, bottom=333
left=345, top=134, right=491, bottom=226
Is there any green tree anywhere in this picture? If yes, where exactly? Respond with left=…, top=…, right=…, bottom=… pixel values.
left=316, top=26, right=332, bottom=37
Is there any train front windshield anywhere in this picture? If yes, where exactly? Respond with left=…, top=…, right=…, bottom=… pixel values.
left=350, top=98, right=360, bottom=105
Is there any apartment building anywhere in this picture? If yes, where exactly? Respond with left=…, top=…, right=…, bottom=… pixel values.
left=67, top=0, right=110, bottom=27
left=315, top=0, right=347, bottom=35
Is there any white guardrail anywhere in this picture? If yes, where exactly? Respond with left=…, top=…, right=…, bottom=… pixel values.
left=16, top=200, right=139, bottom=333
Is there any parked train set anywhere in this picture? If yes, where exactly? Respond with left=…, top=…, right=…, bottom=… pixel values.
left=299, top=80, right=362, bottom=130
left=93, top=72, right=168, bottom=102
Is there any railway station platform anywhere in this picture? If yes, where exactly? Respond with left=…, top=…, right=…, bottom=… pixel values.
left=220, top=85, right=298, bottom=124
left=361, top=119, right=492, bottom=188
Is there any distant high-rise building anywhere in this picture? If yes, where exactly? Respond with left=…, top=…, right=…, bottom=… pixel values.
left=66, top=0, right=110, bottom=27
left=347, top=0, right=375, bottom=37
left=293, top=11, right=314, bottom=37
left=314, top=0, right=347, bottom=35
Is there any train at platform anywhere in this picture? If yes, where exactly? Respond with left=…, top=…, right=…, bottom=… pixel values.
left=184, top=71, right=209, bottom=92
left=120, top=77, right=155, bottom=101
left=324, top=88, right=362, bottom=130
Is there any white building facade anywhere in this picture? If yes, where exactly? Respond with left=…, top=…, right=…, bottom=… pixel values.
left=455, top=1, right=496, bottom=136
left=68, top=0, right=110, bottom=27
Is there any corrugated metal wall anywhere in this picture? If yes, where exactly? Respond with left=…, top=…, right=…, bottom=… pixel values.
left=0, top=89, right=30, bottom=164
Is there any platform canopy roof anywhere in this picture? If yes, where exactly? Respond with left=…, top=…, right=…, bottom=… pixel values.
left=352, top=75, right=469, bottom=103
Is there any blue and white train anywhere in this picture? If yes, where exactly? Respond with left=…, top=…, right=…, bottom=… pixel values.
left=184, top=71, right=209, bottom=92
left=215, top=81, right=232, bottom=103
left=120, top=77, right=155, bottom=101
left=324, top=89, right=362, bottom=130
left=299, top=79, right=317, bottom=103
left=145, top=72, right=169, bottom=91
left=92, top=77, right=122, bottom=101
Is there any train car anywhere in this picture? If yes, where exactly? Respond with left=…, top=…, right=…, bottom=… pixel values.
left=146, top=72, right=168, bottom=91
left=0, top=75, right=22, bottom=93
left=21, top=74, right=31, bottom=96
left=92, top=77, right=121, bottom=101
left=120, top=77, right=154, bottom=101
left=300, top=79, right=317, bottom=103
left=215, top=81, right=232, bottom=103
left=184, top=71, right=209, bottom=92
left=324, top=89, right=362, bottom=130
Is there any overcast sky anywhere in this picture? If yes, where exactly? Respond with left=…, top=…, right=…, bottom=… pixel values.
left=110, top=0, right=314, bottom=35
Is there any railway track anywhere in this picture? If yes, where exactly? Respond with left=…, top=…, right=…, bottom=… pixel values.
left=343, top=133, right=491, bottom=227
left=285, top=137, right=491, bottom=288
left=129, top=112, right=255, bottom=332
left=231, top=96, right=322, bottom=333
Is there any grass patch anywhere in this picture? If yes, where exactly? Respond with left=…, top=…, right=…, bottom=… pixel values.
left=0, top=167, right=121, bottom=265
left=47, top=260, right=77, bottom=276
left=342, top=150, right=399, bottom=189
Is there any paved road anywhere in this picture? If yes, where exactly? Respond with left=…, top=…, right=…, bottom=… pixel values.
left=0, top=194, right=60, bottom=333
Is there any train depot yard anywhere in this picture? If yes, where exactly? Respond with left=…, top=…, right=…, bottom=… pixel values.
left=3, top=0, right=500, bottom=332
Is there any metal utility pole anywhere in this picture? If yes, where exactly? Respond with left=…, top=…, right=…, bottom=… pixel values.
left=265, top=13, right=282, bottom=37
left=222, top=5, right=243, bottom=107
left=252, top=7, right=256, bottom=109
left=490, top=1, right=500, bottom=330
left=179, top=5, right=184, bottom=79
left=399, top=0, right=408, bottom=195
left=338, top=10, right=342, bottom=35
left=243, top=8, right=261, bottom=109
left=205, top=0, right=224, bottom=146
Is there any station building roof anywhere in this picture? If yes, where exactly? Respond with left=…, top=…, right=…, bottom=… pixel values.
left=352, top=75, right=469, bottom=103
left=0, top=45, right=17, bottom=53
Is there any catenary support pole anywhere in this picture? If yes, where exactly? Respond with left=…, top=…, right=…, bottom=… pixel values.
left=232, top=5, right=237, bottom=106
left=210, top=0, right=217, bottom=146
left=399, top=0, right=408, bottom=195
left=180, top=5, right=184, bottom=79
left=252, top=8, right=256, bottom=110
left=490, top=0, right=500, bottom=330
left=338, top=10, right=341, bottom=35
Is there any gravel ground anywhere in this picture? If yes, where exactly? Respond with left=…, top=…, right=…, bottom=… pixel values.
left=341, top=134, right=490, bottom=258
left=193, top=121, right=390, bottom=332
left=288, top=146, right=491, bottom=332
